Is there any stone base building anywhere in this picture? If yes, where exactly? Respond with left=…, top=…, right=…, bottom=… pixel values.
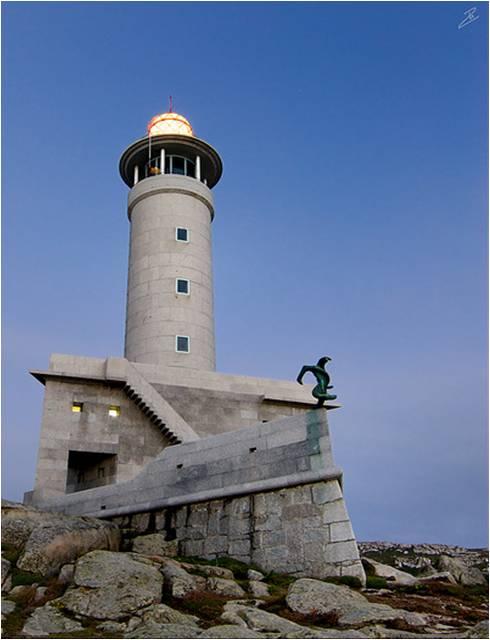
left=25, top=108, right=365, bottom=584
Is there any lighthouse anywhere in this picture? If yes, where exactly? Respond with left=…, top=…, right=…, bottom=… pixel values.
left=119, top=110, right=222, bottom=370
left=27, top=105, right=338, bottom=502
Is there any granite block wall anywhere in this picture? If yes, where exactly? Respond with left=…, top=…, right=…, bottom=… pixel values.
left=112, top=479, right=365, bottom=583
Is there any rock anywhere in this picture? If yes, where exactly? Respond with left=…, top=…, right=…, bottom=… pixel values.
left=124, top=622, right=202, bottom=638
left=2, top=575, right=11, bottom=594
left=286, top=630, right=369, bottom=639
left=286, top=579, right=426, bottom=629
left=132, top=533, right=178, bottom=557
left=126, top=616, right=141, bottom=632
left=9, top=584, right=34, bottom=598
left=193, top=564, right=235, bottom=579
left=58, top=563, right=75, bottom=584
left=2, top=557, right=11, bottom=593
left=161, top=559, right=206, bottom=597
left=464, top=620, right=490, bottom=638
left=438, top=555, right=487, bottom=586
left=97, top=620, right=127, bottom=633
left=418, top=571, right=457, bottom=584
left=21, top=601, right=84, bottom=637
left=201, top=625, right=266, bottom=638
left=60, top=550, right=163, bottom=620
left=2, top=500, right=60, bottom=549
left=248, top=569, right=265, bottom=581
left=248, top=580, right=270, bottom=597
left=363, top=558, right=418, bottom=585
left=33, top=586, right=48, bottom=604
left=2, top=501, right=121, bottom=578
left=359, top=624, right=430, bottom=638
left=140, top=603, right=200, bottom=626
left=287, top=577, right=367, bottom=614
left=339, top=603, right=425, bottom=628
left=222, top=603, right=305, bottom=635
left=1, top=598, right=16, bottom=620
left=207, top=576, right=246, bottom=597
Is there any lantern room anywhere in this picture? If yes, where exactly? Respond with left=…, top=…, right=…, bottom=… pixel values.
left=119, top=110, right=222, bottom=189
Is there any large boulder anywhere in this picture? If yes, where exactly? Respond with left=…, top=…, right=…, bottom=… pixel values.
left=60, top=550, right=163, bottom=620
left=438, top=555, right=487, bottom=586
left=3, top=501, right=120, bottom=577
left=21, top=602, right=84, bottom=637
left=2, top=501, right=65, bottom=549
left=286, top=579, right=426, bottom=629
left=221, top=603, right=369, bottom=638
left=222, top=603, right=306, bottom=635
left=362, top=558, right=418, bottom=586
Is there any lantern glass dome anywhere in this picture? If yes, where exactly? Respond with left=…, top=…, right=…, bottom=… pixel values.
left=147, top=112, right=194, bottom=137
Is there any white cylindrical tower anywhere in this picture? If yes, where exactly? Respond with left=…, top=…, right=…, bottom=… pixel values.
left=119, top=111, right=223, bottom=370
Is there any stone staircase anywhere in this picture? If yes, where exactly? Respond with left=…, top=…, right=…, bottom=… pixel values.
left=106, top=358, right=199, bottom=445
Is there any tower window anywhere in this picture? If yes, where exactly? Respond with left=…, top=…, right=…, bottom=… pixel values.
left=72, top=402, right=83, bottom=413
left=176, top=227, right=189, bottom=243
left=108, top=405, right=120, bottom=417
left=176, top=335, right=190, bottom=353
left=176, top=278, right=190, bottom=295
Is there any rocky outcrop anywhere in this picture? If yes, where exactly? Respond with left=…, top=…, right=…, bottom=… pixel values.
left=222, top=602, right=309, bottom=635
left=60, top=550, right=163, bottom=619
left=359, top=540, right=488, bottom=583
left=437, top=554, right=487, bottom=586
left=3, top=500, right=120, bottom=577
left=286, top=579, right=426, bottom=629
left=1, top=504, right=487, bottom=640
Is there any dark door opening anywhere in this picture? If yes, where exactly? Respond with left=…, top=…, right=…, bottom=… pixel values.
left=66, top=451, right=117, bottom=494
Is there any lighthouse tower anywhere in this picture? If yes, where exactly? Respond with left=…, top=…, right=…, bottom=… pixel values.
left=119, top=110, right=222, bottom=370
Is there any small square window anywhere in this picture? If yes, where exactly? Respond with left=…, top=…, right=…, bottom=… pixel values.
left=176, top=278, right=190, bottom=295
left=176, top=335, right=190, bottom=353
left=72, top=402, right=83, bottom=413
left=108, top=405, right=120, bottom=417
left=176, top=227, right=189, bottom=242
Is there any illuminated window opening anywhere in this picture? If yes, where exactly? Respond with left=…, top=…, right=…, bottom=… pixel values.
left=72, top=402, right=83, bottom=413
left=176, top=227, right=189, bottom=242
left=108, top=405, right=120, bottom=418
left=176, top=278, right=190, bottom=295
left=176, top=335, right=190, bottom=353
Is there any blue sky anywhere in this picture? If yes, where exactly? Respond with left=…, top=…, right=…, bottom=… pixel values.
left=2, top=2, right=488, bottom=547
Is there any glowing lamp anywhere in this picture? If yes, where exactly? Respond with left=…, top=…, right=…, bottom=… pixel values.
left=147, top=112, right=194, bottom=137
